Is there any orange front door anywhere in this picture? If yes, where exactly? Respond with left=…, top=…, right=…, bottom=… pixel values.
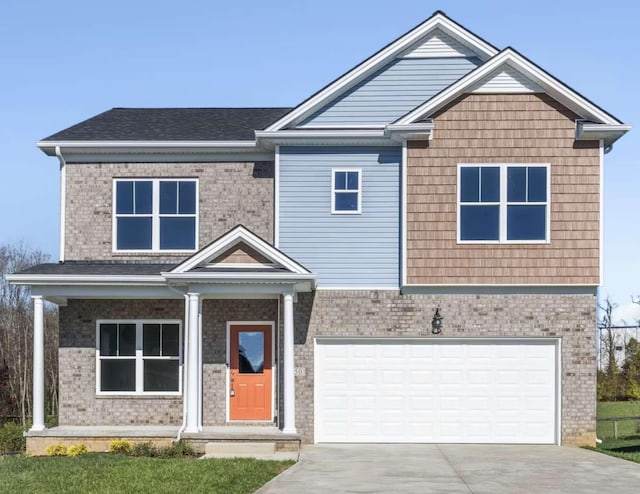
left=229, top=324, right=272, bottom=421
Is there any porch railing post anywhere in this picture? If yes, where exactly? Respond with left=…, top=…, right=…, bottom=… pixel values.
left=31, top=295, right=45, bottom=432
left=185, top=292, right=201, bottom=433
left=282, top=291, right=296, bottom=434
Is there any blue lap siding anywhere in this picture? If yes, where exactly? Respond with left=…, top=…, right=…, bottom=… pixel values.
left=279, top=146, right=401, bottom=288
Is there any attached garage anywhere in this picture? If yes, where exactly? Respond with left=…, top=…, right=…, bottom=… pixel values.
left=314, top=338, right=560, bottom=444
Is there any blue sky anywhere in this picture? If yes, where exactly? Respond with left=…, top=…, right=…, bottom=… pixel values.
left=1, top=0, right=638, bottom=312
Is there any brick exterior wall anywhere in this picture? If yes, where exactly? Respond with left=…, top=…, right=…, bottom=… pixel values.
left=59, top=299, right=185, bottom=426
left=58, top=292, right=596, bottom=446
left=64, top=161, right=274, bottom=261
left=58, top=298, right=278, bottom=427
left=407, top=93, right=601, bottom=284
left=201, top=299, right=278, bottom=426
left=289, top=290, right=597, bottom=446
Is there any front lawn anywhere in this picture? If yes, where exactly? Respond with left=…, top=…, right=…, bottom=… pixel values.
left=592, top=401, right=640, bottom=464
left=596, top=401, right=640, bottom=438
left=0, top=454, right=292, bottom=494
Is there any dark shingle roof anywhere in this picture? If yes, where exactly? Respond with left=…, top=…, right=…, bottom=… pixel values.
left=16, top=262, right=175, bottom=276
left=41, top=107, right=292, bottom=142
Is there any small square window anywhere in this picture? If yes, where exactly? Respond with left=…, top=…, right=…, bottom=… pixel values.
left=332, top=169, right=361, bottom=214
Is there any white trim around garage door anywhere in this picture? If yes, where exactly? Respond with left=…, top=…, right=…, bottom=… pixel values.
left=314, top=336, right=562, bottom=445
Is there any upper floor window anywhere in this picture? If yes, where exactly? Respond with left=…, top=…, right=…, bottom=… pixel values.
left=458, top=164, right=549, bottom=243
left=97, top=320, right=182, bottom=395
left=332, top=169, right=361, bottom=214
left=114, top=179, right=197, bottom=251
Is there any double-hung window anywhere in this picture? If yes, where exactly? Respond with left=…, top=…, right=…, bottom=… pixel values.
left=332, top=169, right=361, bottom=214
left=114, top=179, right=197, bottom=251
left=97, top=320, right=182, bottom=395
left=458, top=164, right=549, bottom=243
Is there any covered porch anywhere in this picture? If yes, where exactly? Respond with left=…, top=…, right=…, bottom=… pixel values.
left=7, top=226, right=315, bottom=454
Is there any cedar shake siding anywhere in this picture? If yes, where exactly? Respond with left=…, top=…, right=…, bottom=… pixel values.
left=407, top=93, right=600, bottom=285
left=64, top=161, right=274, bottom=261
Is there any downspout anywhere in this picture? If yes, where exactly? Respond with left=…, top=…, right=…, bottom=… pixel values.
left=166, top=283, right=189, bottom=441
left=55, top=146, right=66, bottom=262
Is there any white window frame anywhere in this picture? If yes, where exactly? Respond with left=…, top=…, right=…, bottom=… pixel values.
left=457, top=163, right=550, bottom=244
left=113, top=178, right=199, bottom=253
left=96, top=319, right=183, bottom=396
left=331, top=168, right=362, bottom=215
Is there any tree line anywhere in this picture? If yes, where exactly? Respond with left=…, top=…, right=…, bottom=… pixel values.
left=0, top=243, right=58, bottom=426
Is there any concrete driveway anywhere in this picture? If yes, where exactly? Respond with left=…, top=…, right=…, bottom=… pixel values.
left=256, top=444, right=640, bottom=493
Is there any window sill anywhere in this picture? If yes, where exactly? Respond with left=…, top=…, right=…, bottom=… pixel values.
left=96, top=394, right=182, bottom=400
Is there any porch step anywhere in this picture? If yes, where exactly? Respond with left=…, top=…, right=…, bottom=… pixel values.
left=202, top=441, right=297, bottom=461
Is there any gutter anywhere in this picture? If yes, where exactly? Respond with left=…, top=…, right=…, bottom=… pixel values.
left=575, top=121, right=632, bottom=149
left=37, top=140, right=262, bottom=156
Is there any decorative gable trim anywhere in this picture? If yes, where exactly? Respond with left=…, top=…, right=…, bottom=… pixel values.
left=395, top=48, right=625, bottom=126
left=470, top=65, right=543, bottom=93
left=264, top=11, right=498, bottom=132
left=169, top=225, right=312, bottom=275
left=398, top=28, right=479, bottom=58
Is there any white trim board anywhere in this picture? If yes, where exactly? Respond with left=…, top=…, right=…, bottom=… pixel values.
left=395, top=48, right=624, bottom=126
left=265, top=12, right=497, bottom=131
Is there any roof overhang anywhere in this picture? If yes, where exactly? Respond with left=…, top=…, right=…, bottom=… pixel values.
left=37, top=140, right=263, bottom=156
left=264, top=12, right=498, bottom=132
left=256, top=122, right=435, bottom=147
left=384, top=122, right=435, bottom=142
left=395, top=48, right=626, bottom=127
left=575, top=121, right=632, bottom=147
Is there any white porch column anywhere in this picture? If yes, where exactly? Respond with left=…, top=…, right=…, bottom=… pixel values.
left=31, top=295, right=45, bottom=432
left=185, top=292, right=201, bottom=433
left=282, top=291, right=296, bottom=434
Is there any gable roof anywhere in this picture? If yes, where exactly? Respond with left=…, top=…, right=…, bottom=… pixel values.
left=40, top=107, right=291, bottom=142
left=395, top=48, right=625, bottom=126
left=168, top=225, right=312, bottom=276
left=264, top=11, right=498, bottom=131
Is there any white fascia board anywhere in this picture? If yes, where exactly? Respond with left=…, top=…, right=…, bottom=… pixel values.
left=575, top=121, right=632, bottom=146
left=385, top=122, right=435, bottom=141
left=395, top=49, right=624, bottom=126
left=255, top=129, right=392, bottom=148
left=6, top=274, right=166, bottom=286
left=171, top=225, right=312, bottom=275
left=264, top=13, right=498, bottom=132
left=37, top=140, right=260, bottom=156
left=163, top=272, right=316, bottom=282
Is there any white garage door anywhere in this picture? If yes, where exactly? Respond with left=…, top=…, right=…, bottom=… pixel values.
left=314, top=338, right=558, bottom=444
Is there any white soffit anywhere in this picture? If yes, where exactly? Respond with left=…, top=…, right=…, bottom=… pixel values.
left=395, top=48, right=624, bottom=126
left=264, top=12, right=498, bottom=131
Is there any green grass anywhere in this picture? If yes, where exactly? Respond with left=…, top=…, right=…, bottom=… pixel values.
left=596, top=401, right=640, bottom=439
left=592, top=401, right=640, bottom=464
left=0, top=454, right=293, bottom=494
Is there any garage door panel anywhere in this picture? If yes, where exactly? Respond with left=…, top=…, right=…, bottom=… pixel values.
left=315, top=339, right=557, bottom=444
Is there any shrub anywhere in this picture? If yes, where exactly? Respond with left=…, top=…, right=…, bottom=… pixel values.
left=45, top=444, right=68, bottom=456
left=67, top=444, right=89, bottom=456
left=108, top=439, right=132, bottom=454
left=0, top=422, right=26, bottom=453
left=158, top=440, right=195, bottom=458
left=131, top=441, right=157, bottom=457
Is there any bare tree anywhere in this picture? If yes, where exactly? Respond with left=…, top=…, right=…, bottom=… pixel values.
left=0, top=242, right=58, bottom=425
left=599, top=297, right=618, bottom=373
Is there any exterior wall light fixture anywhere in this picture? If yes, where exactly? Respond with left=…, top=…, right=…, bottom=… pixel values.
left=431, top=307, right=443, bottom=334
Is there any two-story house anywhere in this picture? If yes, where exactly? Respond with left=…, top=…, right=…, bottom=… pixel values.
left=9, top=11, right=630, bottom=455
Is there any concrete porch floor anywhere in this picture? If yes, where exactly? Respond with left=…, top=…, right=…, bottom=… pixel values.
left=26, top=425, right=301, bottom=456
